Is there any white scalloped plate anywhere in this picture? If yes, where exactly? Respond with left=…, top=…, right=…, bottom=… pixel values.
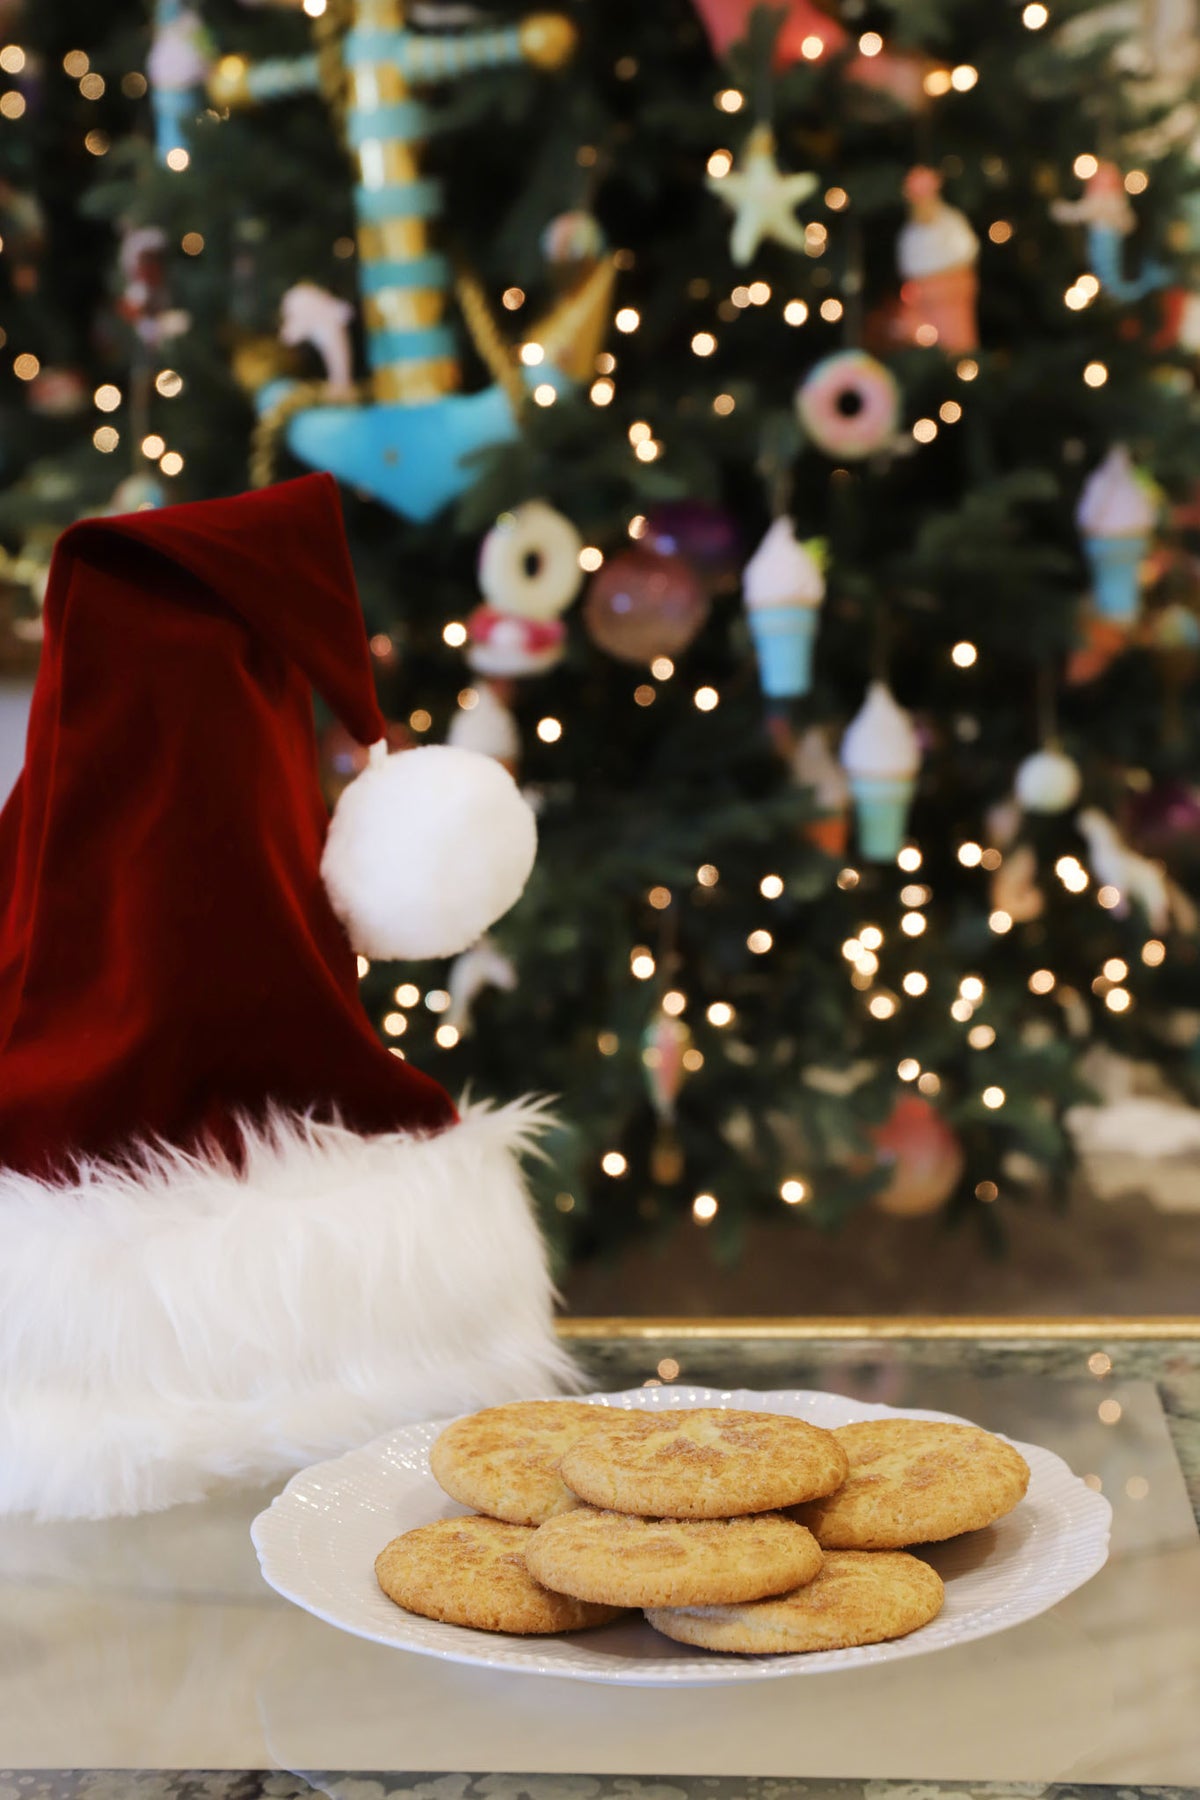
left=252, top=1385, right=1111, bottom=1685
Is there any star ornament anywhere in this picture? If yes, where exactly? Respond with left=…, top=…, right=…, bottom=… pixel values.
left=708, top=123, right=818, bottom=266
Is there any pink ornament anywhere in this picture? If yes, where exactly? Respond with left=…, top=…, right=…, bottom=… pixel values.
left=895, top=167, right=979, bottom=355
left=643, top=1012, right=693, bottom=1122
left=541, top=210, right=605, bottom=265
left=872, top=1095, right=965, bottom=1218
left=689, top=0, right=847, bottom=64
left=583, top=549, right=709, bottom=665
left=465, top=605, right=566, bottom=678
left=796, top=350, right=901, bottom=461
left=279, top=282, right=356, bottom=391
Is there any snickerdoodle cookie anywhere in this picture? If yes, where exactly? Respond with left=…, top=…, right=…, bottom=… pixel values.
left=429, top=1400, right=612, bottom=1526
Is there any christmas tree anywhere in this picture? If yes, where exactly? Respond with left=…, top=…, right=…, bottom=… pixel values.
left=4, top=0, right=1200, bottom=1270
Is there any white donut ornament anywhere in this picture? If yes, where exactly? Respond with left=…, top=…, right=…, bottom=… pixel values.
left=478, top=500, right=584, bottom=623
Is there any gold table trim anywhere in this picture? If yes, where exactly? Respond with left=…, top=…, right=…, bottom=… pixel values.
left=557, top=1314, right=1200, bottom=1342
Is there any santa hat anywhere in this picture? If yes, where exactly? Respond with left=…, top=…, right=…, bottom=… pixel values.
left=0, top=473, right=575, bottom=1522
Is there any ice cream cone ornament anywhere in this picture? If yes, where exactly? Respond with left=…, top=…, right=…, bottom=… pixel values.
left=840, top=679, right=922, bottom=861
left=1076, top=444, right=1158, bottom=624
left=1051, top=160, right=1169, bottom=303
left=743, top=516, right=826, bottom=699
left=896, top=166, right=979, bottom=354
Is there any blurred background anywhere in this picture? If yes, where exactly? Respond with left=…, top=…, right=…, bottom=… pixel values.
left=3, top=0, right=1200, bottom=1315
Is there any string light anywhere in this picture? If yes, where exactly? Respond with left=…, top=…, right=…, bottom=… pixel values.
left=901, top=911, right=927, bottom=937
left=902, top=972, right=928, bottom=996
left=519, top=342, right=545, bottom=367
left=951, top=64, right=978, bottom=89
left=982, top=1085, right=1006, bottom=1108
left=1142, top=939, right=1166, bottom=966
left=13, top=353, right=39, bottom=381
left=898, top=847, right=922, bottom=872
left=958, top=841, right=982, bottom=867
left=122, top=71, right=147, bottom=97
left=1074, top=153, right=1099, bottom=179
left=715, top=88, right=743, bottom=112
left=707, top=148, right=732, bottom=177
left=713, top=393, right=735, bottom=415
left=457, top=688, right=480, bottom=711
left=1055, top=854, right=1089, bottom=892
left=356, top=955, right=370, bottom=979
left=165, top=147, right=190, bottom=172
left=968, top=1023, right=996, bottom=1048
left=975, top=1180, right=999, bottom=1202
left=383, top=1012, right=407, bottom=1037
left=950, top=998, right=974, bottom=1023
left=1103, top=957, right=1128, bottom=981
left=694, top=686, right=719, bottom=711
left=693, top=1193, right=719, bottom=1221
left=663, top=990, right=687, bottom=1015
left=731, top=286, right=752, bottom=309
left=634, top=437, right=660, bottom=460
left=869, top=994, right=897, bottom=1019
left=634, top=684, right=655, bottom=707
left=917, top=1071, right=941, bottom=1095
left=630, top=948, right=655, bottom=979
left=988, top=220, right=1013, bottom=244
left=63, top=50, right=89, bottom=76
left=1125, top=169, right=1149, bottom=195
left=747, top=929, right=773, bottom=954
left=1076, top=273, right=1100, bottom=299
left=691, top=332, right=716, bottom=356
left=825, top=187, right=848, bottom=211
left=980, top=848, right=1002, bottom=871
left=1105, top=987, right=1131, bottom=1012
left=85, top=130, right=109, bottom=155
left=156, top=369, right=184, bottom=397
left=697, top=864, right=719, bottom=886
left=819, top=298, right=844, bottom=322
left=590, top=378, right=615, bottom=405
left=442, top=621, right=467, bottom=647
left=760, top=875, right=784, bottom=899
left=537, top=717, right=563, bottom=743
left=1098, top=1397, right=1121, bottom=1423
left=989, top=909, right=1013, bottom=933
left=79, top=72, right=105, bottom=99
left=425, top=989, right=451, bottom=1013
left=615, top=307, right=640, bottom=333
left=706, top=1001, right=734, bottom=1026
left=597, top=1031, right=619, bottom=1055
left=0, top=89, right=24, bottom=117
left=783, top=300, right=808, bottom=325
left=780, top=1178, right=808, bottom=1204
left=842, top=937, right=862, bottom=961
left=924, top=68, right=952, bottom=96
left=859, top=30, right=883, bottom=54
left=408, top=708, right=432, bottom=732
left=532, top=384, right=557, bottom=407
left=1029, top=969, right=1055, bottom=994
left=940, top=401, right=963, bottom=424
left=502, top=287, right=525, bottom=311
left=912, top=418, right=938, bottom=444
left=93, top=384, right=122, bottom=412
left=93, top=426, right=119, bottom=453
left=578, top=546, right=603, bottom=572
left=1097, top=884, right=1121, bottom=908
left=1023, top=3, right=1049, bottom=23
left=602, top=1151, right=628, bottom=1177
left=837, top=867, right=861, bottom=888
left=900, top=885, right=929, bottom=907
left=915, top=323, right=939, bottom=347
left=0, top=45, right=24, bottom=73
left=898, top=1058, right=920, bottom=1081
left=800, top=34, right=825, bottom=57
left=951, top=641, right=977, bottom=667
left=855, top=950, right=879, bottom=977
left=682, top=1047, right=704, bottom=1071
left=956, top=358, right=979, bottom=381
left=651, top=656, right=674, bottom=679
left=859, top=926, right=884, bottom=950
left=394, top=983, right=419, bottom=1006
left=649, top=886, right=672, bottom=909
left=1083, top=361, right=1108, bottom=388
left=961, top=976, right=985, bottom=1002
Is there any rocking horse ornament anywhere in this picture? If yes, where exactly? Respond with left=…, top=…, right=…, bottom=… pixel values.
left=176, top=0, right=610, bottom=522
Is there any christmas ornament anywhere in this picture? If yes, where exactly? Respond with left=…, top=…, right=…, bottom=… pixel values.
left=1076, top=806, right=1186, bottom=931
left=1051, top=160, right=1169, bottom=303
left=0, top=472, right=569, bottom=1523
left=707, top=124, right=817, bottom=267
left=991, top=842, right=1044, bottom=924
left=1128, top=777, right=1200, bottom=869
left=25, top=367, right=87, bottom=417
left=279, top=283, right=356, bottom=392
left=895, top=167, right=979, bottom=355
left=107, top=474, right=167, bottom=515
left=690, top=0, right=847, bottom=63
left=840, top=680, right=921, bottom=862
left=583, top=549, right=709, bottom=666
left=792, top=725, right=850, bottom=856
left=148, top=1, right=215, bottom=160
left=796, top=350, right=901, bottom=461
left=643, top=1011, right=694, bottom=1123
left=1014, top=747, right=1082, bottom=814
left=466, top=607, right=566, bottom=677
left=643, top=500, right=740, bottom=590
left=0, top=181, right=45, bottom=296
left=117, top=226, right=189, bottom=347
left=446, top=935, right=518, bottom=1035
left=540, top=210, right=605, bottom=265
left=872, top=1094, right=964, bottom=1218
left=447, top=682, right=522, bottom=770
left=478, top=501, right=583, bottom=622
left=1065, top=613, right=1129, bottom=686
left=1075, top=445, right=1157, bottom=624
left=743, top=517, right=826, bottom=699
left=224, top=3, right=599, bottom=522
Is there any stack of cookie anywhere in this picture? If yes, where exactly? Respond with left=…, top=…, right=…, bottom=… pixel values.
left=374, top=1401, right=1030, bottom=1656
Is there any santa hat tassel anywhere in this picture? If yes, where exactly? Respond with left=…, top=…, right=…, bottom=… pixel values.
left=321, top=742, right=538, bottom=962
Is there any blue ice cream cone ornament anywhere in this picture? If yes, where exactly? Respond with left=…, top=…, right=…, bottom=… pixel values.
left=1075, top=445, right=1158, bottom=625
left=840, top=681, right=921, bottom=862
left=743, top=517, right=826, bottom=700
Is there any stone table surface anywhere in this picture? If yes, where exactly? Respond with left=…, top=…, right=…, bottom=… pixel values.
left=1, top=1319, right=1197, bottom=1800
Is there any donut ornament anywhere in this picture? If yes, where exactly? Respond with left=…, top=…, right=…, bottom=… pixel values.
left=465, top=499, right=584, bottom=679
left=796, top=350, right=901, bottom=461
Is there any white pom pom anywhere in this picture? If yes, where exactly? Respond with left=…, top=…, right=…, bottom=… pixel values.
left=321, top=744, right=537, bottom=961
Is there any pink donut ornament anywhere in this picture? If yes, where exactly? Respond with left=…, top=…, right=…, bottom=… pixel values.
left=795, top=349, right=902, bottom=461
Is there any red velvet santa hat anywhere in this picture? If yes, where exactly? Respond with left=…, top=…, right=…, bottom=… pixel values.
left=0, top=473, right=573, bottom=1522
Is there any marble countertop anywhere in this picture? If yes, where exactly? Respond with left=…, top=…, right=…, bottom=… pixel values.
left=1, top=1320, right=1197, bottom=1800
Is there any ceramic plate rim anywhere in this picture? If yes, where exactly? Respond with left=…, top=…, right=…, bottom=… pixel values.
left=252, top=1385, right=1112, bottom=1686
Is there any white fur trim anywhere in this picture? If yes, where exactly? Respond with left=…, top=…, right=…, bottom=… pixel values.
left=321, top=743, right=538, bottom=961
left=0, top=1101, right=578, bottom=1521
